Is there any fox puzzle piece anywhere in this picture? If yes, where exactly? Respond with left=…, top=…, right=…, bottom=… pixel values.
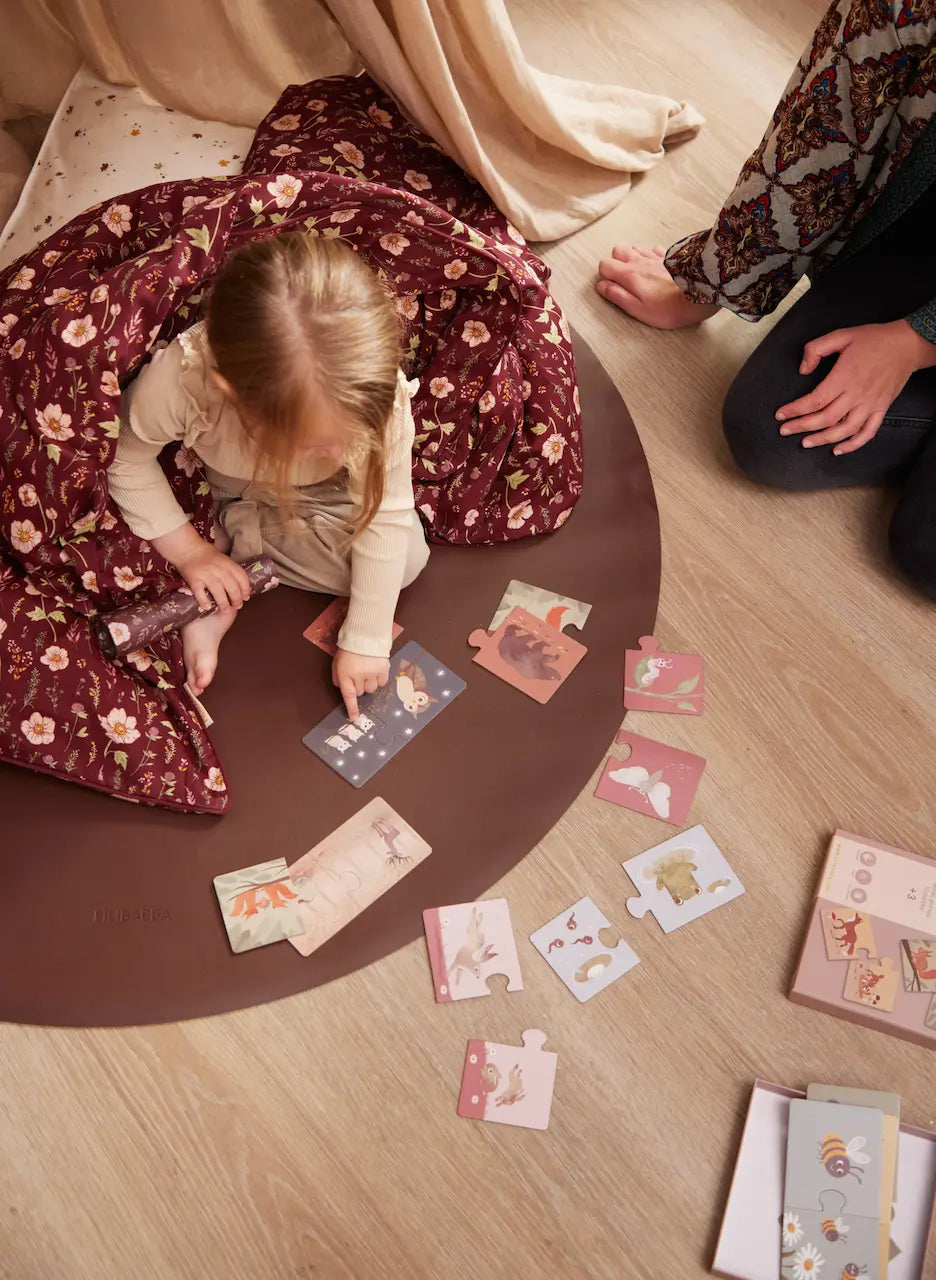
left=530, top=896, right=639, bottom=1002
left=304, top=597, right=403, bottom=655
left=213, top=858, right=305, bottom=953
left=820, top=907, right=877, bottom=961
left=489, top=581, right=591, bottom=633
left=468, top=606, right=586, bottom=704
left=899, top=937, right=936, bottom=993
left=457, top=1029, right=557, bottom=1131
left=843, top=956, right=899, bottom=1011
left=621, top=825, right=744, bottom=933
left=595, top=730, right=705, bottom=826
left=623, top=635, right=705, bottom=714
left=423, top=899, right=523, bottom=1002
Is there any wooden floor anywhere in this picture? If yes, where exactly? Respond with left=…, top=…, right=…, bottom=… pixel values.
left=4, top=2, right=936, bottom=1277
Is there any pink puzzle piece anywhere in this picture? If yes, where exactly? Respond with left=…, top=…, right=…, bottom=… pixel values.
left=623, top=635, right=705, bottom=714
left=304, top=597, right=403, bottom=655
left=457, top=1029, right=557, bottom=1131
left=594, top=730, right=705, bottom=826
left=423, top=899, right=523, bottom=1002
left=468, top=606, right=586, bottom=704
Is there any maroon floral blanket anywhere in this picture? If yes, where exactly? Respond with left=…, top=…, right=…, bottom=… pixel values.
left=0, top=76, right=583, bottom=814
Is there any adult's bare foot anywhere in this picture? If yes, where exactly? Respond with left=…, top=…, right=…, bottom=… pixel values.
left=596, top=245, right=719, bottom=330
left=181, top=606, right=237, bottom=697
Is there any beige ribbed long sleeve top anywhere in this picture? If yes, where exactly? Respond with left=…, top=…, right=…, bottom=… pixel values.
left=108, top=322, right=420, bottom=658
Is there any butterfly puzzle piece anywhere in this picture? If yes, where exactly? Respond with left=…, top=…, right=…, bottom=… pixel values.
left=843, top=956, right=899, bottom=1011
left=489, top=580, right=592, bottom=634
left=594, top=730, right=705, bottom=826
left=530, top=896, right=639, bottom=1002
left=457, top=1028, right=557, bottom=1131
left=468, top=606, right=586, bottom=704
left=213, top=857, right=305, bottom=953
left=303, top=596, right=404, bottom=655
left=423, top=898, right=523, bottom=1002
left=621, top=825, right=744, bottom=933
left=623, top=635, right=704, bottom=714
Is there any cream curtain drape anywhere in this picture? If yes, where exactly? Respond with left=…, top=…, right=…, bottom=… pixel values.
left=0, top=0, right=702, bottom=240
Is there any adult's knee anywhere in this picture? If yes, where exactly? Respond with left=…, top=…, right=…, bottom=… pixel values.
left=889, top=498, right=936, bottom=600
left=722, top=369, right=822, bottom=491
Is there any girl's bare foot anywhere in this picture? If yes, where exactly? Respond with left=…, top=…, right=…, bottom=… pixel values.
left=596, top=245, right=719, bottom=329
left=181, top=606, right=237, bottom=696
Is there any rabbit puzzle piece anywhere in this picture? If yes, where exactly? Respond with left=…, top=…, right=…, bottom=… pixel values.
left=213, top=858, right=305, bottom=953
left=843, top=956, right=899, bottom=1012
left=303, top=597, right=403, bottom=655
left=423, top=899, right=523, bottom=1002
left=489, top=581, right=591, bottom=633
left=820, top=907, right=877, bottom=961
left=457, top=1029, right=557, bottom=1131
left=468, top=606, right=586, bottom=704
left=621, top=825, right=744, bottom=933
left=594, top=730, right=705, bottom=826
left=530, top=896, right=639, bottom=1002
left=623, top=635, right=704, bottom=714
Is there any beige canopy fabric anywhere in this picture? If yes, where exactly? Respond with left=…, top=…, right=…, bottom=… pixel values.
left=0, top=0, right=702, bottom=240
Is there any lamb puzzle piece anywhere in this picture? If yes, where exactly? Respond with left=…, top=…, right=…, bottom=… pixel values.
left=843, top=956, right=899, bottom=1012
left=623, top=635, right=705, bottom=714
left=820, top=906, right=877, bottom=961
left=899, top=937, right=936, bottom=993
left=594, top=730, right=705, bottom=826
left=621, top=825, right=744, bottom=933
left=303, top=597, right=403, bottom=655
left=489, top=580, right=591, bottom=633
left=457, top=1028, right=557, bottom=1131
left=422, top=898, right=523, bottom=1002
left=213, top=857, right=305, bottom=954
left=530, top=896, right=639, bottom=1002
left=468, top=606, right=586, bottom=704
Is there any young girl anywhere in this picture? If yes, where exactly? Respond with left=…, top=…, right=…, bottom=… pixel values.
left=108, top=232, right=429, bottom=718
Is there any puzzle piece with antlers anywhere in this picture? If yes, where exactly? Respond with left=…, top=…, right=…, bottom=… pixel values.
left=423, top=898, right=523, bottom=1002
left=594, top=730, right=705, bottom=826
left=623, top=634, right=705, bottom=714
left=457, top=1029, right=557, bottom=1131
left=621, top=825, right=744, bottom=933
left=489, top=581, right=591, bottom=633
left=468, top=606, right=586, bottom=704
left=530, top=896, right=639, bottom=1003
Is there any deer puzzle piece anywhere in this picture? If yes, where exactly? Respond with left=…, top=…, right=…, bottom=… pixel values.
left=820, top=907, right=877, bottom=961
left=899, top=938, right=936, bottom=993
left=594, top=730, right=705, bottom=826
left=213, top=858, right=305, bottom=954
left=303, top=597, right=403, bottom=656
left=489, top=581, right=592, bottom=634
left=623, top=635, right=705, bottom=715
left=287, top=798, right=431, bottom=957
left=843, top=956, right=899, bottom=1012
left=621, top=825, right=744, bottom=933
left=530, top=896, right=639, bottom=1003
left=423, top=899, right=523, bottom=1002
left=302, top=641, right=466, bottom=786
left=457, top=1029, right=557, bottom=1131
left=468, top=606, right=586, bottom=704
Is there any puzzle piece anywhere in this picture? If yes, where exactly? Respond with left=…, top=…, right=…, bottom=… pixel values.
left=303, top=597, right=403, bottom=655
left=621, top=825, right=744, bottom=933
left=213, top=857, right=305, bottom=953
left=820, top=907, right=877, bottom=961
left=457, top=1029, right=557, bottom=1131
left=594, top=730, right=705, bottom=826
left=623, top=635, right=705, bottom=714
left=183, top=681, right=213, bottom=728
left=926, top=995, right=936, bottom=1031
left=843, top=956, right=899, bottom=1012
left=468, top=606, right=586, bottom=704
left=899, top=938, right=936, bottom=993
left=489, top=580, right=592, bottom=633
left=530, top=896, right=639, bottom=1002
left=423, top=898, right=523, bottom=1002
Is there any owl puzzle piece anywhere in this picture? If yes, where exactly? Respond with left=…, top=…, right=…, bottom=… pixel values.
left=530, top=896, right=639, bottom=1003
left=423, top=898, right=523, bottom=1002
left=623, top=635, right=705, bottom=714
left=594, top=730, right=705, bottom=826
left=468, top=606, right=586, bottom=704
left=303, top=596, right=403, bottom=656
left=213, top=857, right=305, bottom=954
left=302, top=641, right=466, bottom=786
left=621, top=825, right=744, bottom=933
left=457, top=1029, right=557, bottom=1131
left=489, top=580, right=592, bottom=634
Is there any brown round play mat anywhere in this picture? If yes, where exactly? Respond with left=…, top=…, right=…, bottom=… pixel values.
left=0, top=335, right=660, bottom=1027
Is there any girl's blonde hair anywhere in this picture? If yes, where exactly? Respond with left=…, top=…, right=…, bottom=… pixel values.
left=205, top=231, right=402, bottom=535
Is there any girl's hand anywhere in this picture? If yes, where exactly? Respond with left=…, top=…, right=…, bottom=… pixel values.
left=332, top=649, right=390, bottom=720
left=776, top=319, right=936, bottom=454
left=175, top=543, right=251, bottom=612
